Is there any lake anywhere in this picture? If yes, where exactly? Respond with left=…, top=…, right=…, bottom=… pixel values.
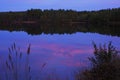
left=0, top=30, right=120, bottom=80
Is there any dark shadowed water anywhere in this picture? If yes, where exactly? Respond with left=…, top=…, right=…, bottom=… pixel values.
left=0, top=30, right=120, bottom=80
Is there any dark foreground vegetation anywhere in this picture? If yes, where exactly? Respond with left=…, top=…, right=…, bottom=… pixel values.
left=0, top=8, right=120, bottom=36
left=75, top=42, right=120, bottom=80
left=0, top=42, right=120, bottom=80
left=0, top=43, right=31, bottom=80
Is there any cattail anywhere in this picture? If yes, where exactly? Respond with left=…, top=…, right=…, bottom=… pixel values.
left=8, top=48, right=11, bottom=54
left=6, top=61, right=10, bottom=70
left=42, top=63, right=46, bottom=68
left=27, top=44, right=31, bottom=55
left=8, top=54, right=12, bottom=61
left=20, top=52, right=22, bottom=59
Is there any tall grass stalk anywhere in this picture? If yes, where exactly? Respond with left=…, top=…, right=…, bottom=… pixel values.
left=3, top=43, right=31, bottom=80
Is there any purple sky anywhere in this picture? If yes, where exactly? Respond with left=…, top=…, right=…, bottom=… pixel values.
left=0, top=0, right=120, bottom=11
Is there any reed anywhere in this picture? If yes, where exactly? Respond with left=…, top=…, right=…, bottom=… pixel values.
left=3, top=43, right=31, bottom=80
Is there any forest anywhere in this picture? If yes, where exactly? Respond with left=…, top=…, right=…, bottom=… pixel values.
left=0, top=8, right=120, bottom=36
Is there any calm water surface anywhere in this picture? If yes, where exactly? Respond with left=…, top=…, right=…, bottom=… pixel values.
left=0, top=30, right=120, bottom=80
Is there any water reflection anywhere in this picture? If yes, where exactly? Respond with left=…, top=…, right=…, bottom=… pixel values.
left=0, top=30, right=120, bottom=80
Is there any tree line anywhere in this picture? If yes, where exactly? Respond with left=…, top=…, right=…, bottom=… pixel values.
left=0, top=8, right=120, bottom=36
left=0, top=8, right=120, bottom=25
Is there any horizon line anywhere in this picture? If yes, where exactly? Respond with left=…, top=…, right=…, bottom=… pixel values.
left=0, top=7, right=120, bottom=13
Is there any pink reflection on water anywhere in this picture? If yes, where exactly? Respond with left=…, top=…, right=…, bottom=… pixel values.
left=27, top=41, right=93, bottom=70
left=61, top=59, right=87, bottom=67
left=31, top=41, right=93, bottom=56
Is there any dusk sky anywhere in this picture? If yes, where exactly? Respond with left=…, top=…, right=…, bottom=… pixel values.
left=1, top=0, right=120, bottom=12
